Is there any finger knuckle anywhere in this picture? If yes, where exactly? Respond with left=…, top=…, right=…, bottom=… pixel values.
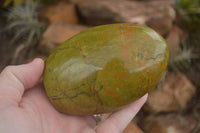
left=4, top=65, right=15, bottom=72
left=1, top=66, right=15, bottom=74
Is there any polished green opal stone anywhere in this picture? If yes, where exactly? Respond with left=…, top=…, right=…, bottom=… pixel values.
left=43, top=24, right=169, bottom=115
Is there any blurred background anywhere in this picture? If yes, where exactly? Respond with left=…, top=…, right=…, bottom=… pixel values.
left=0, top=0, right=200, bottom=132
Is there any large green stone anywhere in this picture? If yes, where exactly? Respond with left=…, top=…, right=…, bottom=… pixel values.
left=43, top=24, right=169, bottom=115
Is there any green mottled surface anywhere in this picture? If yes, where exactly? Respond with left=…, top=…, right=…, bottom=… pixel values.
left=43, top=24, right=169, bottom=115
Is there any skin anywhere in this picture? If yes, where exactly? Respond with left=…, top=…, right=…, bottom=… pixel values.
left=0, top=58, right=147, bottom=133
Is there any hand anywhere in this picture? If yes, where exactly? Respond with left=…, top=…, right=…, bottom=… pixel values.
left=0, top=58, right=148, bottom=133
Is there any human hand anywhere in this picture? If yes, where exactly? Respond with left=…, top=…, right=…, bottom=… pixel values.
left=0, top=58, right=148, bottom=133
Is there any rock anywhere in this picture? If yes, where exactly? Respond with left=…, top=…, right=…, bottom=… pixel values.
left=146, top=17, right=173, bottom=37
left=128, top=0, right=174, bottom=2
left=38, top=23, right=88, bottom=55
left=69, top=0, right=98, bottom=4
left=166, top=25, right=185, bottom=53
left=123, top=122, right=144, bottom=133
left=40, top=1, right=79, bottom=24
left=143, top=114, right=196, bottom=133
left=43, top=24, right=169, bottom=115
left=77, top=0, right=175, bottom=36
left=100, top=114, right=144, bottom=133
left=144, top=72, right=196, bottom=113
left=69, top=0, right=129, bottom=4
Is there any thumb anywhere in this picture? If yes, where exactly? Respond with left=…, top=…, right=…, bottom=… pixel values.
left=0, top=58, right=44, bottom=105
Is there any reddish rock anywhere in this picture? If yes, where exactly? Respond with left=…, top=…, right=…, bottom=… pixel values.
left=144, top=72, right=196, bottom=113
left=123, top=122, right=144, bottom=133
left=40, top=1, right=79, bottom=24
left=77, top=0, right=175, bottom=36
left=100, top=114, right=144, bottom=133
left=38, top=23, right=88, bottom=55
left=128, top=0, right=175, bottom=2
left=146, top=17, right=173, bottom=37
left=69, top=0, right=99, bottom=4
left=143, top=114, right=196, bottom=133
left=166, top=25, right=186, bottom=53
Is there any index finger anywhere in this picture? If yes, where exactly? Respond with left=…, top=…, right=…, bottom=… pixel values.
left=96, top=94, right=148, bottom=133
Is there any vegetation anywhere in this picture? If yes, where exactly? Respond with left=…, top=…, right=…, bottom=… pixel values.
left=3, top=0, right=69, bottom=7
left=3, top=0, right=28, bottom=7
left=5, top=0, right=45, bottom=46
left=176, top=0, right=200, bottom=47
left=169, top=46, right=199, bottom=71
left=167, top=0, right=200, bottom=72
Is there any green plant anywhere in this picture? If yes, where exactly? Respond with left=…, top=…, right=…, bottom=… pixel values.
left=3, top=0, right=52, bottom=7
left=169, top=46, right=199, bottom=71
left=176, top=0, right=200, bottom=15
left=6, top=0, right=45, bottom=46
left=176, top=0, right=200, bottom=47
left=4, top=0, right=24, bottom=7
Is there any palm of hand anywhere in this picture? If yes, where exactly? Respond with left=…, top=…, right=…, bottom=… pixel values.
left=1, top=84, right=95, bottom=133
left=0, top=59, right=147, bottom=133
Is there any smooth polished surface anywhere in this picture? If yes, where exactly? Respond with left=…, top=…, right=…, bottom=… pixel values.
left=43, top=24, right=169, bottom=115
